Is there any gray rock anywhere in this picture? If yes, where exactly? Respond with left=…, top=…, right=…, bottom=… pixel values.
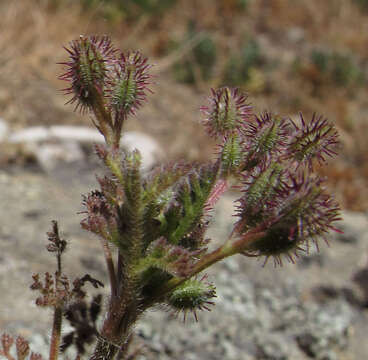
left=287, top=27, right=305, bottom=44
left=121, top=131, right=164, bottom=170
left=255, top=333, right=290, bottom=360
left=8, top=125, right=103, bottom=144
left=35, top=141, right=85, bottom=171
left=8, top=126, right=50, bottom=143
left=49, top=125, right=105, bottom=143
left=296, top=300, right=354, bottom=358
left=6, top=125, right=164, bottom=171
left=0, top=117, right=9, bottom=142
left=335, top=211, right=368, bottom=244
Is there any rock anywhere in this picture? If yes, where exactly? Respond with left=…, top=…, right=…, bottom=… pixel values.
left=8, top=125, right=103, bottom=144
left=121, top=131, right=164, bottom=170
left=8, top=126, right=50, bottom=143
left=255, top=333, right=290, bottom=360
left=49, top=125, right=105, bottom=143
left=296, top=300, right=354, bottom=358
left=335, top=211, right=368, bottom=244
left=0, top=117, right=9, bottom=142
left=287, top=27, right=305, bottom=44
left=6, top=126, right=164, bottom=171
left=34, top=141, right=85, bottom=171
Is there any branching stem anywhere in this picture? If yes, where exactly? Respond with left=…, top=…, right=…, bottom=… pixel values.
left=146, top=230, right=266, bottom=306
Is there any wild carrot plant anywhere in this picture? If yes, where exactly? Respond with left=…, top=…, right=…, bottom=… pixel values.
left=0, top=35, right=341, bottom=360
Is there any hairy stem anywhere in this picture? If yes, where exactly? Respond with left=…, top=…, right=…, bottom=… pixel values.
left=106, top=154, right=125, bottom=185
left=89, top=337, right=118, bottom=360
left=91, top=89, right=115, bottom=148
left=100, top=237, right=117, bottom=298
left=49, top=306, right=62, bottom=360
left=89, top=300, right=141, bottom=360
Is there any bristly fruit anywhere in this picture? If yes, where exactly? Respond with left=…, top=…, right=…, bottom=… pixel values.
left=235, top=171, right=341, bottom=266
left=236, top=158, right=285, bottom=229
left=201, top=87, right=252, bottom=138
left=60, top=36, right=153, bottom=148
left=109, top=51, right=153, bottom=122
left=167, top=276, right=216, bottom=321
left=59, top=35, right=116, bottom=113
left=287, top=113, right=339, bottom=169
left=243, top=112, right=290, bottom=161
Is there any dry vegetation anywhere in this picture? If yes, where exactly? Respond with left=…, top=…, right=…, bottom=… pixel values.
left=1, top=0, right=368, bottom=210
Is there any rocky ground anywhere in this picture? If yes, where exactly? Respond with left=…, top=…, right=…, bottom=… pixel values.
left=0, top=133, right=368, bottom=360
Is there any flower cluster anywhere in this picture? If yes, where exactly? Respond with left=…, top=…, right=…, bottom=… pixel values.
left=200, top=88, right=341, bottom=266
left=60, top=35, right=153, bottom=148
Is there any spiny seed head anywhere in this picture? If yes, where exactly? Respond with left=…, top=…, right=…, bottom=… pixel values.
left=109, top=51, right=153, bottom=120
left=287, top=113, right=339, bottom=169
left=236, top=159, right=285, bottom=230
left=238, top=172, right=341, bottom=266
left=201, top=87, right=252, bottom=138
left=59, top=35, right=116, bottom=112
left=244, top=112, right=290, bottom=158
left=167, top=276, right=216, bottom=321
left=218, top=134, right=244, bottom=175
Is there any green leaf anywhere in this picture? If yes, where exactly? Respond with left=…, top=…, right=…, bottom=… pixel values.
left=159, top=164, right=216, bottom=245
left=141, top=162, right=192, bottom=248
left=134, top=237, right=201, bottom=282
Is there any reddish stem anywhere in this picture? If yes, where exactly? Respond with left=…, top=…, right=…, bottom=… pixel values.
left=49, top=306, right=62, bottom=360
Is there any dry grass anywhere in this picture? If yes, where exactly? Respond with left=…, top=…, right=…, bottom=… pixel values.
left=1, top=0, right=368, bottom=210
left=0, top=1, right=90, bottom=126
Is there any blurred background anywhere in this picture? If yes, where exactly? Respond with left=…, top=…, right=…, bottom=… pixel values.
left=1, top=0, right=368, bottom=211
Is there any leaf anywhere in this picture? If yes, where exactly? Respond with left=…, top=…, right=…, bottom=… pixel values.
left=159, top=164, right=216, bottom=245
left=141, top=162, right=192, bottom=248
left=134, top=237, right=202, bottom=280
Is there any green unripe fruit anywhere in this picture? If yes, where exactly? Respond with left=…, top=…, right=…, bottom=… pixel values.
left=167, top=278, right=216, bottom=321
